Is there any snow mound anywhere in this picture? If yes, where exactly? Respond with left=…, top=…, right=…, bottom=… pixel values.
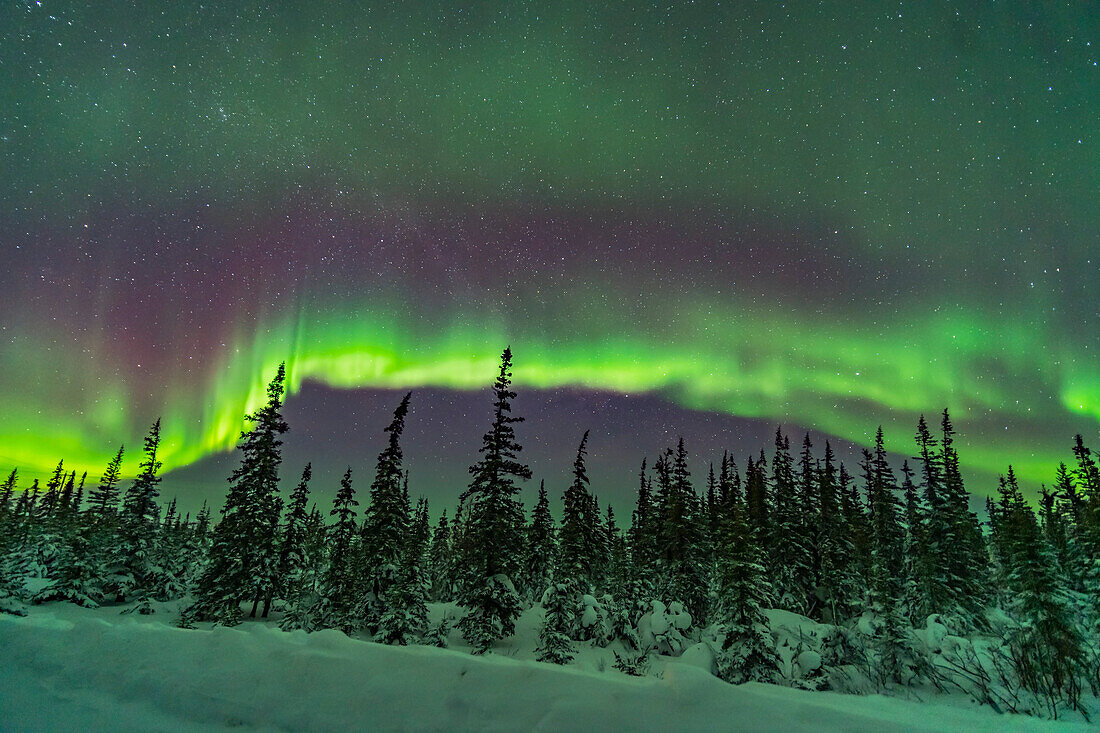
left=1, top=609, right=1086, bottom=733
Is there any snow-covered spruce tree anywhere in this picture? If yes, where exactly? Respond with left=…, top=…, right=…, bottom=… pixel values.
left=427, top=509, right=452, bottom=602
left=281, top=504, right=328, bottom=631
left=795, top=435, right=822, bottom=615
left=718, top=452, right=743, bottom=509
left=864, top=432, right=926, bottom=688
left=112, top=419, right=164, bottom=612
left=86, top=446, right=124, bottom=558
left=743, top=454, right=770, bottom=556
left=816, top=441, right=858, bottom=624
left=32, top=516, right=101, bottom=608
left=838, top=462, right=871, bottom=598
left=656, top=438, right=709, bottom=626
left=377, top=497, right=431, bottom=645
left=604, top=504, right=629, bottom=599
left=624, top=457, right=655, bottom=620
left=0, top=469, right=16, bottom=526
left=274, top=463, right=313, bottom=619
left=1050, top=463, right=1085, bottom=589
left=704, top=463, right=718, bottom=568
left=73, top=472, right=87, bottom=513
left=314, top=467, right=360, bottom=634
left=559, top=430, right=598, bottom=595
left=357, top=392, right=413, bottom=633
left=603, top=506, right=639, bottom=648
left=32, top=461, right=69, bottom=577
left=522, top=481, right=557, bottom=604
left=449, top=498, right=473, bottom=600
left=186, top=364, right=288, bottom=625
left=536, top=580, right=576, bottom=664
left=911, top=413, right=980, bottom=626
left=769, top=431, right=816, bottom=616
left=714, top=497, right=778, bottom=685
left=899, top=460, right=925, bottom=623
left=1038, top=486, right=1070, bottom=580
left=0, top=469, right=18, bottom=550
left=456, top=347, right=531, bottom=654
left=938, top=410, right=989, bottom=617
left=1, top=480, right=38, bottom=612
left=1070, top=435, right=1100, bottom=601
left=250, top=365, right=291, bottom=619
left=590, top=493, right=611, bottom=594
left=147, top=499, right=189, bottom=602
left=182, top=501, right=212, bottom=588
left=995, top=466, right=1085, bottom=716
left=55, top=471, right=79, bottom=543
left=0, top=485, right=32, bottom=615
left=768, top=429, right=799, bottom=610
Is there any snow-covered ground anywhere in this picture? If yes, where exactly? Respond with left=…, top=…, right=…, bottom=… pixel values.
left=0, top=603, right=1089, bottom=733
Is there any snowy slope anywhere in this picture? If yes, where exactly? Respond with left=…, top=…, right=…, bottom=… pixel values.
left=0, top=603, right=1091, bottom=730
left=0, top=607, right=1089, bottom=733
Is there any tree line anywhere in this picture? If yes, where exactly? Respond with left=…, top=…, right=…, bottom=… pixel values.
left=1, top=348, right=1098, bottom=719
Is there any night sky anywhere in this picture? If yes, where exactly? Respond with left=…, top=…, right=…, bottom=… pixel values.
left=2, top=2, right=1097, bottom=512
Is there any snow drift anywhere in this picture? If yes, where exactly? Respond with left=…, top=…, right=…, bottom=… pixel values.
left=1, top=608, right=1088, bottom=733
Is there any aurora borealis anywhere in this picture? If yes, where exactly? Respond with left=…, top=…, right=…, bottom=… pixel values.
left=1, top=2, right=1097, bottom=506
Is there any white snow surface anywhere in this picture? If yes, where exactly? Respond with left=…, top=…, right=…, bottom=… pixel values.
left=0, top=604, right=1089, bottom=733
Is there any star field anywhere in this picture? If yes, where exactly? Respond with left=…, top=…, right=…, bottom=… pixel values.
left=1, top=2, right=1096, bottom=507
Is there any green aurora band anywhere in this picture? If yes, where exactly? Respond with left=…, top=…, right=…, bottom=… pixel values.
left=2, top=287, right=1096, bottom=488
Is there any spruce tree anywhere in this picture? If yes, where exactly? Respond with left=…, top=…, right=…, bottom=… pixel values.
left=0, top=475, right=31, bottom=613
left=839, top=462, right=871, bottom=594
left=864, top=431, right=920, bottom=686
left=1052, top=462, right=1086, bottom=589
left=704, top=462, right=719, bottom=566
left=457, top=347, right=531, bottom=653
left=816, top=442, right=857, bottom=623
left=377, top=497, right=430, bottom=645
left=714, top=496, right=778, bottom=685
left=900, top=460, right=925, bottom=622
left=523, top=481, right=557, bottom=604
left=939, top=409, right=988, bottom=619
left=187, top=364, right=288, bottom=624
left=428, top=510, right=453, bottom=602
left=913, top=415, right=951, bottom=619
left=33, top=517, right=101, bottom=608
left=358, top=392, right=413, bottom=632
left=536, top=581, right=576, bottom=664
left=627, top=458, right=658, bottom=597
left=88, top=444, right=124, bottom=519
left=1071, top=435, right=1100, bottom=598
left=769, top=429, right=815, bottom=615
left=744, top=454, right=770, bottom=545
left=316, top=467, right=360, bottom=633
left=149, top=499, right=189, bottom=602
left=0, top=469, right=17, bottom=531
left=113, top=419, right=164, bottom=611
left=40, top=461, right=65, bottom=521
left=33, top=461, right=68, bottom=576
left=656, top=438, right=708, bottom=625
left=718, top=451, right=742, bottom=509
left=560, top=430, right=597, bottom=590
left=276, top=463, right=313, bottom=621
left=995, top=466, right=1085, bottom=714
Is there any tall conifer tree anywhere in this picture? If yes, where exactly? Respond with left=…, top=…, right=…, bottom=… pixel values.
left=457, top=347, right=531, bottom=653
left=113, top=419, right=163, bottom=609
left=187, top=364, right=288, bottom=624
left=358, top=392, right=413, bottom=631
left=523, top=481, right=557, bottom=604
